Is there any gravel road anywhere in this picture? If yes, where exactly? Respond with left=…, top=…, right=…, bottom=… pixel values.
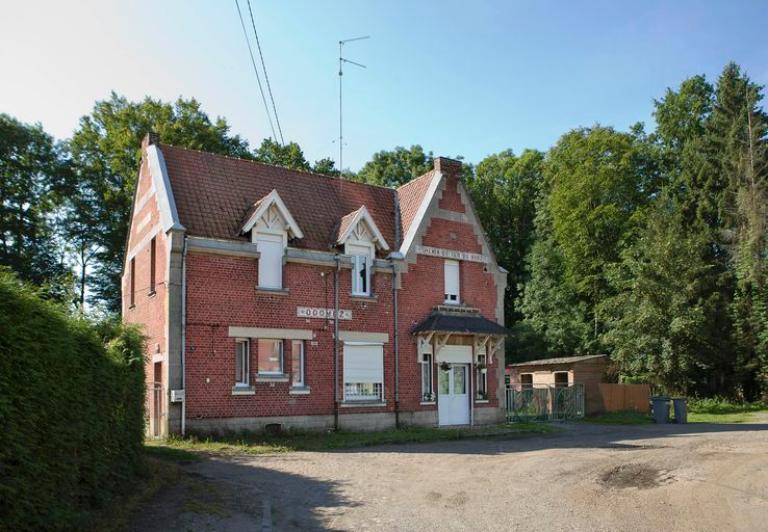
left=134, top=417, right=768, bottom=531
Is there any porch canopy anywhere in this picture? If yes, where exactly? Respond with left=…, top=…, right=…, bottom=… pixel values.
left=411, top=306, right=510, bottom=363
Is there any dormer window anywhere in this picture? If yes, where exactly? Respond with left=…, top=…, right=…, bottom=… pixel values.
left=337, top=206, right=389, bottom=298
left=240, top=190, right=304, bottom=291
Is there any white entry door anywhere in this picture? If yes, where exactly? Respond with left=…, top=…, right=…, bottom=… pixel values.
left=438, top=363, right=470, bottom=426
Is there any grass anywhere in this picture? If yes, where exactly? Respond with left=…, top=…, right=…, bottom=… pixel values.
left=580, top=411, right=654, bottom=425
left=146, top=422, right=558, bottom=457
left=687, top=398, right=767, bottom=423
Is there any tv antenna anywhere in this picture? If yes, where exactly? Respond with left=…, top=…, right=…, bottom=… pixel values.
left=338, top=35, right=369, bottom=174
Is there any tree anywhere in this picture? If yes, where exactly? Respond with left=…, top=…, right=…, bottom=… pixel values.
left=0, top=114, right=71, bottom=296
left=312, top=157, right=340, bottom=176
left=355, top=145, right=433, bottom=187
left=70, top=93, right=253, bottom=312
left=466, top=149, right=543, bottom=326
left=602, top=197, right=722, bottom=394
left=253, top=138, right=311, bottom=171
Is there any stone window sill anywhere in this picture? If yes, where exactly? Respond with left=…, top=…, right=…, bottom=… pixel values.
left=350, top=294, right=377, bottom=302
left=420, top=401, right=436, bottom=406
left=289, top=386, right=310, bottom=395
left=475, top=399, right=489, bottom=404
left=340, top=401, right=387, bottom=408
left=232, top=385, right=255, bottom=396
left=255, top=287, right=290, bottom=296
left=254, top=374, right=289, bottom=383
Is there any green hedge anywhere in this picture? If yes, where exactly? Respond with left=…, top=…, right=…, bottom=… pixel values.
left=0, top=270, right=145, bottom=531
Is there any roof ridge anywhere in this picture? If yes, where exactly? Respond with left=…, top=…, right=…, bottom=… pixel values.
left=158, top=142, right=397, bottom=194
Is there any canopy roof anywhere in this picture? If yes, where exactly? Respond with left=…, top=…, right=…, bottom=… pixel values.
left=411, top=311, right=509, bottom=336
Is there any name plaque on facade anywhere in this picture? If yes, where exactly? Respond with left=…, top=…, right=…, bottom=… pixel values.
left=415, top=245, right=488, bottom=263
left=297, top=307, right=352, bottom=320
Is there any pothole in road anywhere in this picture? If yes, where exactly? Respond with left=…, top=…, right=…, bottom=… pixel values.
left=599, top=463, right=672, bottom=489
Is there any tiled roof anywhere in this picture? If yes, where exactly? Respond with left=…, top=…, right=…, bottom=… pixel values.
left=160, top=144, right=399, bottom=253
left=397, top=170, right=435, bottom=240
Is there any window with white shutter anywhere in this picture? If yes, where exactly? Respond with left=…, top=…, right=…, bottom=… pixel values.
left=343, top=342, right=384, bottom=401
left=256, top=233, right=284, bottom=289
left=444, top=259, right=460, bottom=304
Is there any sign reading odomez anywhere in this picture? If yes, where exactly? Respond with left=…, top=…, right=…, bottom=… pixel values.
left=297, top=307, right=352, bottom=320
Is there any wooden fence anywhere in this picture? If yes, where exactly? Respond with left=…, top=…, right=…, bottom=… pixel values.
left=597, top=383, right=650, bottom=413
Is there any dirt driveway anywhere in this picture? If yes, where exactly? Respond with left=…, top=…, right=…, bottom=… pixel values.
left=133, top=418, right=768, bottom=531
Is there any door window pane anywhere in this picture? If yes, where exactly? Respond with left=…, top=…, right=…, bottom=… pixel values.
left=454, top=366, right=466, bottom=394
left=258, top=339, right=283, bottom=374
left=438, top=366, right=449, bottom=395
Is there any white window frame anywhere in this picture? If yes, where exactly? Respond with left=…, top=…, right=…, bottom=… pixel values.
left=347, top=241, right=374, bottom=297
left=235, top=339, right=250, bottom=386
left=257, top=338, right=284, bottom=375
left=343, top=341, right=384, bottom=402
left=421, top=352, right=434, bottom=401
left=444, top=259, right=460, bottom=304
left=291, top=340, right=305, bottom=387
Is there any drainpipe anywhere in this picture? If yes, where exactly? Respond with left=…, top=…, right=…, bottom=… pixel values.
left=392, top=260, right=400, bottom=428
left=181, top=237, right=188, bottom=436
left=333, top=256, right=340, bottom=431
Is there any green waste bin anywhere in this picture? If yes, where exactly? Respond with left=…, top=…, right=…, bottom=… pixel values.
left=651, top=396, right=670, bottom=424
left=672, top=397, right=687, bottom=424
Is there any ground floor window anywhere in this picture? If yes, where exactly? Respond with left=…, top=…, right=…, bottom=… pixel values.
left=235, top=339, right=250, bottom=386
left=343, top=342, right=384, bottom=401
left=521, top=373, right=533, bottom=388
left=421, top=353, right=434, bottom=401
left=476, top=353, right=488, bottom=400
left=257, top=339, right=284, bottom=375
left=554, top=371, right=569, bottom=388
left=291, top=340, right=305, bottom=386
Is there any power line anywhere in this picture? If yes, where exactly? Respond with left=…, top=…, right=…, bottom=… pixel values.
left=246, top=0, right=284, bottom=146
left=234, top=0, right=277, bottom=142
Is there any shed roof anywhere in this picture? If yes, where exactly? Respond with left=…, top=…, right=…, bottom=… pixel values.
left=508, top=354, right=608, bottom=367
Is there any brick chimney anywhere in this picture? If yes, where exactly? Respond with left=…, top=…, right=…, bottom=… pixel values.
left=433, top=156, right=462, bottom=176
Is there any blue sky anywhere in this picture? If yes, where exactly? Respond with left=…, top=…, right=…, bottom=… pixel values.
left=1, top=1, right=765, bottom=171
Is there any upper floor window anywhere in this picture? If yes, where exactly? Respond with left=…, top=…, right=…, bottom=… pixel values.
left=347, top=242, right=373, bottom=296
left=129, top=257, right=136, bottom=307
left=337, top=206, right=389, bottom=298
left=444, top=259, right=460, bottom=304
left=256, top=233, right=284, bottom=289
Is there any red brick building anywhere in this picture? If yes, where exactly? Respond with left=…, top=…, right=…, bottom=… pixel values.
left=123, top=134, right=508, bottom=436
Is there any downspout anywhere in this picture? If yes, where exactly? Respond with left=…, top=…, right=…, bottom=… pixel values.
left=333, top=255, right=341, bottom=431
left=392, top=191, right=401, bottom=429
left=181, top=236, right=188, bottom=436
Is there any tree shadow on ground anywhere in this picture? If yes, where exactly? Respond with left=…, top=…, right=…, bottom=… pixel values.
left=129, top=455, right=356, bottom=531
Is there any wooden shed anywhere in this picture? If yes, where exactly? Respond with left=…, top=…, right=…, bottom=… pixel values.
left=506, top=355, right=610, bottom=414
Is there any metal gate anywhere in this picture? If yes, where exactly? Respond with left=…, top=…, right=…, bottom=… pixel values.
left=505, top=384, right=584, bottom=422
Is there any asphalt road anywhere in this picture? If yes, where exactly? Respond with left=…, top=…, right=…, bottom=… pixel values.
left=133, top=416, right=768, bottom=531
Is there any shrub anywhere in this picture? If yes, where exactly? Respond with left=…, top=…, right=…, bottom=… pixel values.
left=0, top=270, right=145, bottom=530
left=687, top=396, right=767, bottom=414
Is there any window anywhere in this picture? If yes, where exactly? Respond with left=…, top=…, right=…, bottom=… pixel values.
left=444, top=259, right=460, bottom=304
left=351, top=255, right=371, bottom=295
left=291, top=340, right=305, bottom=387
left=520, top=373, right=533, bottom=388
left=235, top=339, right=250, bottom=386
left=256, top=233, right=283, bottom=289
left=421, top=353, right=434, bottom=401
left=149, top=237, right=156, bottom=294
left=476, top=353, right=488, bottom=400
left=257, top=339, right=284, bottom=375
left=554, top=371, right=569, bottom=388
left=129, top=257, right=136, bottom=307
left=348, top=243, right=373, bottom=296
left=343, top=342, right=384, bottom=401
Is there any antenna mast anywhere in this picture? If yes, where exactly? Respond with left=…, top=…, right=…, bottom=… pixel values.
left=338, top=35, right=369, bottom=174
